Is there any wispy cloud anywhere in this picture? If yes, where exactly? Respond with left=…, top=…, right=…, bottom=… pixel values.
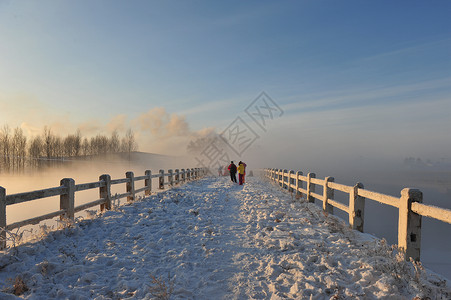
left=282, top=77, right=451, bottom=115
left=357, top=37, right=451, bottom=64
left=175, top=96, right=243, bottom=117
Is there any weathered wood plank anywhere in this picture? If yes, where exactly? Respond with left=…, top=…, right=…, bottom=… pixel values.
left=134, top=186, right=148, bottom=194
left=297, top=187, right=307, bottom=195
left=144, top=170, right=152, bottom=196
left=6, top=186, right=66, bottom=205
left=134, top=175, right=147, bottom=181
left=7, top=209, right=66, bottom=230
left=75, top=181, right=104, bottom=192
left=298, top=175, right=308, bottom=181
left=328, top=199, right=349, bottom=213
left=114, top=192, right=131, bottom=200
left=358, top=189, right=399, bottom=208
left=310, top=192, right=323, bottom=201
left=0, top=187, right=6, bottom=249
left=328, top=182, right=352, bottom=193
left=411, top=202, right=451, bottom=224
left=126, top=172, right=135, bottom=202
left=111, top=178, right=130, bottom=185
left=74, top=198, right=106, bottom=213
left=310, top=177, right=324, bottom=185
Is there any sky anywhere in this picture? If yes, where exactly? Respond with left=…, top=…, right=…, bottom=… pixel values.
left=0, top=0, right=450, bottom=167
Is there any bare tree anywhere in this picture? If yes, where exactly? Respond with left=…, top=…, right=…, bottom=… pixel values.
left=63, top=130, right=81, bottom=157
left=0, top=125, right=11, bottom=170
left=43, top=126, right=53, bottom=159
left=73, top=129, right=81, bottom=157
left=63, top=134, right=73, bottom=157
left=12, top=127, right=27, bottom=169
left=89, top=135, right=109, bottom=155
left=53, top=135, right=63, bottom=158
left=109, top=130, right=120, bottom=153
left=82, top=137, right=90, bottom=156
left=28, top=135, right=43, bottom=166
left=122, top=128, right=137, bottom=153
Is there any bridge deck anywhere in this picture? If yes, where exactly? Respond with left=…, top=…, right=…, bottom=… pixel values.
left=0, top=177, right=449, bottom=299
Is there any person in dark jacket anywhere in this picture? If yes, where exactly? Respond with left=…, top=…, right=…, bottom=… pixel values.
left=228, top=161, right=237, bottom=183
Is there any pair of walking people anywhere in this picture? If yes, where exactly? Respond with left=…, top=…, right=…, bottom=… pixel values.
left=228, top=161, right=246, bottom=185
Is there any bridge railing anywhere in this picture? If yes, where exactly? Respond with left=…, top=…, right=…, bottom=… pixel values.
left=0, top=167, right=208, bottom=249
left=264, top=168, right=451, bottom=262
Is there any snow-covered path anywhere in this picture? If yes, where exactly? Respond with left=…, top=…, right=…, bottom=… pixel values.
left=0, top=176, right=450, bottom=299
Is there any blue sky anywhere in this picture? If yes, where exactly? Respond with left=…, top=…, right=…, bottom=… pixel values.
left=0, top=0, right=450, bottom=162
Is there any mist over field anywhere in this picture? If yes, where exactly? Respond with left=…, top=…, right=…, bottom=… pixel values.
left=0, top=152, right=193, bottom=224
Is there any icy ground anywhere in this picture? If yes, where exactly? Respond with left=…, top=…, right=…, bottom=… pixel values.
left=0, top=176, right=450, bottom=299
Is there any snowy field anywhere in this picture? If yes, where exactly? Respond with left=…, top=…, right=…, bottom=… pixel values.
left=0, top=176, right=450, bottom=299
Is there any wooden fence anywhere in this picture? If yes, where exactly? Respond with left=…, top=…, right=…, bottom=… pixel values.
left=264, top=168, right=451, bottom=261
left=0, top=167, right=207, bottom=249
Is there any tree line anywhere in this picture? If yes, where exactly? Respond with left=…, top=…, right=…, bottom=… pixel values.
left=0, top=125, right=138, bottom=171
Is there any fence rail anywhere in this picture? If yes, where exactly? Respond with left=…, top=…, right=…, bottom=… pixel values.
left=264, top=168, right=451, bottom=262
left=0, top=167, right=207, bottom=249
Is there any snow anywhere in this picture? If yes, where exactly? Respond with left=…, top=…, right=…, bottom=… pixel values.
left=0, top=176, right=450, bottom=299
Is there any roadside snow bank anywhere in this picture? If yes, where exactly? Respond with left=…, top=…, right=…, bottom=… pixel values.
left=0, top=176, right=449, bottom=299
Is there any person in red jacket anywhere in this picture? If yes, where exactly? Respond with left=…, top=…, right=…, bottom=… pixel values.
left=228, top=161, right=237, bottom=183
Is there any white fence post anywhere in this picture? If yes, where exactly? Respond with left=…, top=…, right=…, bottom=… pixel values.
left=159, top=169, right=165, bottom=189
left=145, top=170, right=152, bottom=196
left=307, top=173, right=316, bottom=203
left=282, top=169, right=287, bottom=189
left=296, top=171, right=303, bottom=199
left=168, top=169, right=173, bottom=186
left=126, top=172, right=135, bottom=202
left=60, top=178, right=75, bottom=222
left=99, top=174, right=111, bottom=211
left=288, top=170, right=294, bottom=193
left=0, top=187, right=6, bottom=249
left=181, top=169, right=186, bottom=183
left=175, top=169, right=180, bottom=185
left=399, top=188, right=423, bottom=261
left=349, top=182, right=365, bottom=232
left=323, top=177, right=334, bottom=214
